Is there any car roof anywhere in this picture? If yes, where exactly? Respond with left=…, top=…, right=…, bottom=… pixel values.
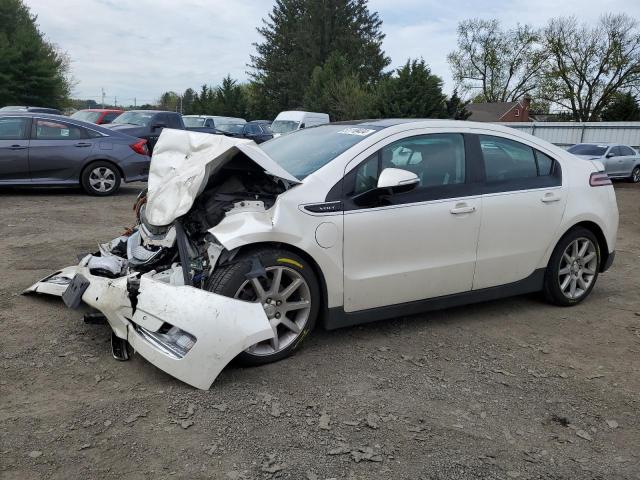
left=79, top=109, right=123, bottom=112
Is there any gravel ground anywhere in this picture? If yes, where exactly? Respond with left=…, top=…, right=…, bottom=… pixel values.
left=1, top=182, right=639, bottom=480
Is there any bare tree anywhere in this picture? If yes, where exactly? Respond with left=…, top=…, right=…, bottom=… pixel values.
left=448, top=19, right=547, bottom=102
left=540, top=14, right=640, bottom=121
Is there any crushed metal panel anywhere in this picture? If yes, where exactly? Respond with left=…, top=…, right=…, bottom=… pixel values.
left=145, top=129, right=299, bottom=227
left=23, top=266, right=80, bottom=296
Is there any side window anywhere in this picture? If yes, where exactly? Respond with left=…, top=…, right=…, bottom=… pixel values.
left=609, top=146, right=620, bottom=157
left=381, top=133, right=466, bottom=187
left=535, top=151, right=555, bottom=176
left=246, top=124, right=260, bottom=135
left=102, top=112, right=120, bottom=124
left=353, top=153, right=380, bottom=195
left=34, top=119, right=83, bottom=140
left=86, top=129, right=104, bottom=139
left=0, top=117, right=29, bottom=140
left=479, top=135, right=538, bottom=181
left=205, top=119, right=214, bottom=127
left=348, top=133, right=466, bottom=197
left=166, top=114, right=181, bottom=129
left=620, top=146, right=635, bottom=156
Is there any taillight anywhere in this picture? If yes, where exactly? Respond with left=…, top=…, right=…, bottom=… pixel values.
left=130, top=139, right=149, bottom=156
left=589, top=172, right=612, bottom=186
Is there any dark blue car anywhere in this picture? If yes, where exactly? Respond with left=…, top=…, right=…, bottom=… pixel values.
left=0, top=112, right=150, bottom=195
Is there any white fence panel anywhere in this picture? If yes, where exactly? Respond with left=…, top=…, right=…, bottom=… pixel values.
left=499, top=122, right=640, bottom=149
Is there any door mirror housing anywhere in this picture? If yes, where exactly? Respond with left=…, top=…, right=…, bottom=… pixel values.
left=606, top=152, right=615, bottom=158
left=377, top=168, right=419, bottom=193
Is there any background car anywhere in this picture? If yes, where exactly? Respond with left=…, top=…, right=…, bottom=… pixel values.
left=182, top=115, right=246, bottom=132
left=270, top=110, right=329, bottom=136
left=102, top=110, right=185, bottom=152
left=219, top=120, right=273, bottom=143
left=568, top=142, right=640, bottom=182
left=0, top=112, right=150, bottom=195
left=0, top=105, right=62, bottom=115
left=70, top=109, right=123, bottom=125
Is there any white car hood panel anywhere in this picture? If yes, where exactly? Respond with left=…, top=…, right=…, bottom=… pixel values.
left=145, top=129, right=299, bottom=227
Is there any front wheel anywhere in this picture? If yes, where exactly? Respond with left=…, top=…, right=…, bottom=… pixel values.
left=206, top=249, right=320, bottom=365
left=630, top=166, right=640, bottom=183
left=81, top=161, right=121, bottom=196
left=543, top=227, right=600, bottom=306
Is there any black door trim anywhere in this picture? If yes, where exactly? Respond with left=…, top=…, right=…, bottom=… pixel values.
left=323, top=268, right=545, bottom=330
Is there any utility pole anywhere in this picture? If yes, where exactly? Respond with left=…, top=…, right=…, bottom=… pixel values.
left=114, top=96, right=117, bottom=108
left=179, top=96, right=183, bottom=114
left=101, top=88, right=105, bottom=109
left=134, top=97, right=137, bottom=108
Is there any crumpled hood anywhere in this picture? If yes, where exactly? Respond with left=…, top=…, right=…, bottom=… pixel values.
left=145, top=129, right=299, bottom=227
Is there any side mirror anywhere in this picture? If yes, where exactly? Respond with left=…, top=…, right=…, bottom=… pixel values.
left=377, top=168, right=419, bottom=193
left=606, top=152, right=615, bottom=158
left=299, top=123, right=306, bottom=129
left=152, top=122, right=167, bottom=131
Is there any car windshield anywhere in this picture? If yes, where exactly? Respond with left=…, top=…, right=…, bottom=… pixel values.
left=183, top=117, right=205, bottom=127
left=260, top=124, right=381, bottom=179
left=71, top=111, right=102, bottom=123
left=111, top=111, right=154, bottom=127
left=568, top=144, right=608, bottom=156
left=271, top=120, right=300, bottom=134
left=217, top=123, right=244, bottom=134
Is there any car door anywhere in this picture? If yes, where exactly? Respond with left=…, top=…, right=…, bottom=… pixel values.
left=618, top=145, right=638, bottom=176
left=473, top=133, right=566, bottom=289
left=342, top=131, right=482, bottom=312
left=28, top=118, right=94, bottom=181
left=0, top=116, right=31, bottom=182
left=604, top=146, right=624, bottom=177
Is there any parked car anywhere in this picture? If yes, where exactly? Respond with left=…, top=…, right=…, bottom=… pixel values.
left=70, top=109, right=123, bottom=125
left=182, top=115, right=246, bottom=134
left=0, top=105, right=62, bottom=115
left=218, top=120, right=273, bottom=144
left=568, top=143, right=640, bottom=183
left=270, top=111, right=329, bottom=137
left=0, top=112, right=150, bottom=195
left=29, top=120, right=618, bottom=389
left=102, top=110, right=185, bottom=152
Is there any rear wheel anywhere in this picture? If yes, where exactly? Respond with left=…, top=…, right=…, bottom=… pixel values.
left=630, top=166, right=640, bottom=183
left=543, top=227, right=600, bottom=306
left=206, top=249, right=320, bottom=365
left=81, top=161, right=121, bottom=196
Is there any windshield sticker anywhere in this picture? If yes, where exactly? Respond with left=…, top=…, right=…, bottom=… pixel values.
left=337, top=127, right=376, bottom=136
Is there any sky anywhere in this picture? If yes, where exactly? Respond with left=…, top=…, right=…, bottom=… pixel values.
left=25, top=0, right=640, bottom=105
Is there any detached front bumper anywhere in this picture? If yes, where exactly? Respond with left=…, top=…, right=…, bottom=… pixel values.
left=28, top=267, right=273, bottom=390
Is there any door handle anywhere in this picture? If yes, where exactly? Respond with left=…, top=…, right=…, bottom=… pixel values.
left=74, top=142, right=92, bottom=147
left=541, top=193, right=561, bottom=203
left=450, top=204, right=476, bottom=215
left=8, top=144, right=27, bottom=150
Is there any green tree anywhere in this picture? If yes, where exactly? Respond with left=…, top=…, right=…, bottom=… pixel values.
left=376, top=59, right=447, bottom=118
left=157, top=91, right=179, bottom=111
left=448, top=19, right=546, bottom=103
left=250, top=0, right=390, bottom=118
left=213, top=75, right=247, bottom=117
left=445, top=89, right=471, bottom=120
left=540, top=14, right=640, bottom=121
left=182, top=88, right=196, bottom=115
left=0, top=0, right=72, bottom=108
left=601, top=91, right=640, bottom=121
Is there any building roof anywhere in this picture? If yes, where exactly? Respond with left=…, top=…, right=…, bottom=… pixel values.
left=467, top=102, right=519, bottom=122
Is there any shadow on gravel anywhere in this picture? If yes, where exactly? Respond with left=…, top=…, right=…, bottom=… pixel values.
left=0, top=184, right=145, bottom=197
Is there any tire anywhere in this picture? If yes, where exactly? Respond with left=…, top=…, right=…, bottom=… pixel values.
left=81, top=161, right=121, bottom=196
left=206, top=248, right=320, bottom=365
left=630, top=166, right=640, bottom=183
left=543, top=227, right=601, bottom=306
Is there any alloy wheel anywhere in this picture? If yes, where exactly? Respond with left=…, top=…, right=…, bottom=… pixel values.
left=234, top=266, right=311, bottom=356
left=632, top=167, right=640, bottom=183
left=558, top=237, right=598, bottom=300
left=89, top=166, right=116, bottom=193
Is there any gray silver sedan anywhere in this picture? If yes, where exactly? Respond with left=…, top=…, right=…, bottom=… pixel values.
left=0, top=112, right=150, bottom=195
left=568, top=143, right=640, bottom=183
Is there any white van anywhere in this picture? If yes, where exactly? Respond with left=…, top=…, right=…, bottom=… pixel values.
left=270, top=111, right=329, bottom=137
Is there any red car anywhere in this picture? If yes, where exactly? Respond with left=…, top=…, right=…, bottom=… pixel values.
left=70, top=109, right=123, bottom=125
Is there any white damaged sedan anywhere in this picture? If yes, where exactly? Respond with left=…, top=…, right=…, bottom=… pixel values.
left=27, top=120, right=619, bottom=389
